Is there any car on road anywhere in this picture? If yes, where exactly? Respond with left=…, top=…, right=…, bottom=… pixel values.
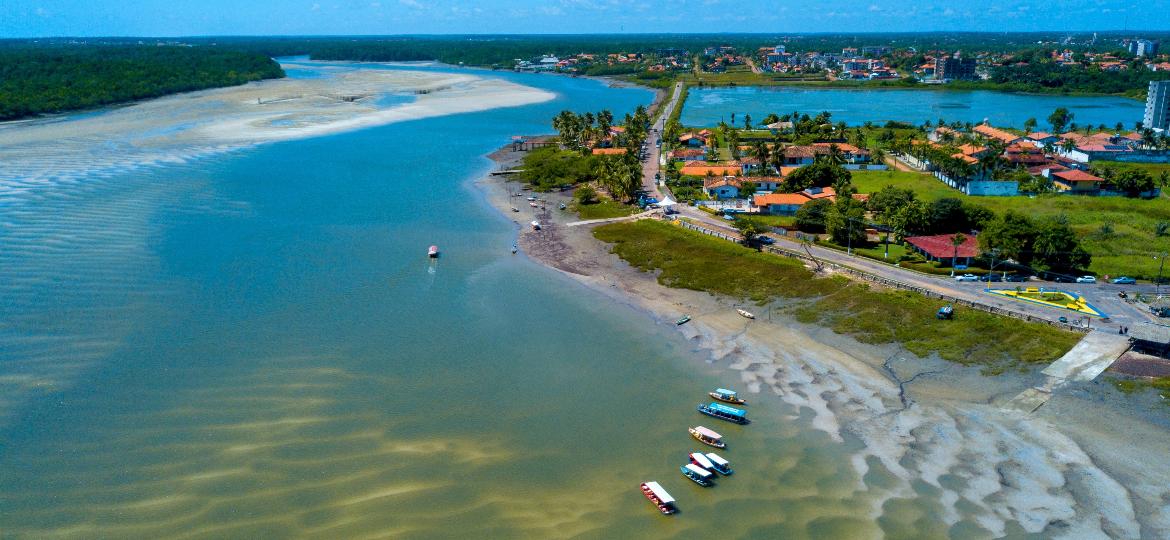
left=1050, top=275, right=1074, bottom=283
left=980, top=274, right=1003, bottom=282
left=758, top=236, right=775, bottom=245
left=1004, top=274, right=1029, bottom=282
left=723, top=214, right=736, bottom=221
left=1111, top=276, right=1137, bottom=285
left=954, top=274, right=979, bottom=282
left=1075, top=276, right=1097, bottom=284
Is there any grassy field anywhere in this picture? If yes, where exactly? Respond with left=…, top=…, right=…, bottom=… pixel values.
left=573, top=199, right=639, bottom=220
left=850, top=170, right=957, bottom=200
left=851, top=169, right=1170, bottom=278
left=594, top=220, right=1081, bottom=369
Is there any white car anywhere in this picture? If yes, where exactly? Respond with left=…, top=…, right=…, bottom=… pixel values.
left=954, top=274, right=979, bottom=282
left=1075, top=276, right=1097, bottom=284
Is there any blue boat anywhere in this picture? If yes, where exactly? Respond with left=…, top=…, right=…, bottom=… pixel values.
left=704, top=452, right=734, bottom=475
left=697, top=402, right=750, bottom=425
left=680, top=463, right=715, bottom=486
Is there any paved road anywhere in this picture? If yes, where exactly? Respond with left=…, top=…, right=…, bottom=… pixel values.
left=641, top=82, right=684, bottom=201
left=671, top=205, right=1160, bottom=328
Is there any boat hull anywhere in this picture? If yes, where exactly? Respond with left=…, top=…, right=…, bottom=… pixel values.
left=680, top=465, right=713, bottom=487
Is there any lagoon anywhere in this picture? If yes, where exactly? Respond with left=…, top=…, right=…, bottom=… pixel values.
left=681, top=86, right=1146, bottom=129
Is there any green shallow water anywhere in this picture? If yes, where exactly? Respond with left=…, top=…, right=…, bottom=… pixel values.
left=0, top=63, right=991, bottom=539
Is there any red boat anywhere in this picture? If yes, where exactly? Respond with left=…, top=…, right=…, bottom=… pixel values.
left=639, top=482, right=677, bottom=515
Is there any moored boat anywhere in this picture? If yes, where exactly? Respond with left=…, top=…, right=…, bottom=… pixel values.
left=639, top=481, right=677, bottom=515
left=680, top=463, right=715, bottom=486
left=676, top=315, right=691, bottom=325
left=689, top=452, right=715, bottom=471
left=704, top=452, right=733, bottom=475
left=689, top=426, right=725, bottom=448
left=427, top=245, right=440, bottom=258
left=698, top=402, right=750, bottom=425
left=708, top=387, right=746, bottom=405
left=530, top=220, right=541, bottom=230
left=736, top=308, right=755, bottom=319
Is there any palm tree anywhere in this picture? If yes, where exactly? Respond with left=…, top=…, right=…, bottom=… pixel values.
left=743, top=114, right=752, bottom=131
left=950, top=233, right=967, bottom=276
left=1059, top=138, right=1077, bottom=154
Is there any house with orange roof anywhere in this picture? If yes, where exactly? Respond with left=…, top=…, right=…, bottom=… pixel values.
left=591, top=148, right=628, bottom=156
left=703, top=177, right=742, bottom=199
left=670, top=148, right=706, bottom=162
left=1004, top=142, right=1047, bottom=166
left=1045, top=169, right=1104, bottom=192
left=679, top=132, right=708, bottom=147
left=1026, top=131, right=1058, bottom=147
left=972, top=124, right=1022, bottom=145
left=754, top=187, right=837, bottom=216
left=680, top=162, right=741, bottom=177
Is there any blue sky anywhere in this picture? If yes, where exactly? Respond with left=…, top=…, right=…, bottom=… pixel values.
left=2, top=0, right=1168, bottom=37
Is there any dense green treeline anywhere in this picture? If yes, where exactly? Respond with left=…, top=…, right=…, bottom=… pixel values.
left=0, top=45, right=284, bottom=120
left=982, top=61, right=1170, bottom=98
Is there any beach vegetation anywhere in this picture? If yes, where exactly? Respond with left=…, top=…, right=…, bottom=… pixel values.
left=518, top=147, right=597, bottom=191
left=573, top=197, right=639, bottom=220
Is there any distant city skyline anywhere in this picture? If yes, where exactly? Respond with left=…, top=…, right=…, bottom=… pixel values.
left=2, top=0, right=1169, bottom=38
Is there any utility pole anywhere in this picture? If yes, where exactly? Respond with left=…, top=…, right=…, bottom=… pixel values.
left=847, top=217, right=854, bottom=255
left=1158, top=252, right=1168, bottom=296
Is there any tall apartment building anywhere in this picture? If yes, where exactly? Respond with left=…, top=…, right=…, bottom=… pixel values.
left=1127, top=39, right=1159, bottom=58
left=1145, top=81, right=1170, bottom=131
left=935, top=53, right=977, bottom=81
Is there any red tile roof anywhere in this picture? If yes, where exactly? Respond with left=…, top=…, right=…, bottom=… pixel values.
left=591, top=148, right=628, bottom=155
left=905, top=234, right=981, bottom=259
left=1052, top=170, right=1104, bottom=183
left=973, top=124, right=1021, bottom=144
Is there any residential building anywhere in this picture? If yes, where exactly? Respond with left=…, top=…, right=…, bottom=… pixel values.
left=935, top=53, right=977, bottom=81
left=754, top=187, right=838, bottom=216
left=1046, top=169, right=1104, bottom=193
left=679, top=162, right=742, bottom=177
left=703, top=177, right=741, bottom=199
left=591, top=148, right=628, bottom=156
left=972, top=124, right=1022, bottom=145
left=1128, top=39, right=1158, bottom=58
left=905, top=234, right=980, bottom=266
left=1145, top=81, right=1170, bottom=132
left=679, top=133, right=708, bottom=147
left=669, top=148, right=706, bottom=162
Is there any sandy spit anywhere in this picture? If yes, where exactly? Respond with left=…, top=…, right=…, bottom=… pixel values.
left=0, top=66, right=554, bottom=187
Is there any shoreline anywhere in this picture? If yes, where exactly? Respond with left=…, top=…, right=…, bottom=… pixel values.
left=679, top=77, right=1146, bottom=100
left=471, top=138, right=1170, bottom=536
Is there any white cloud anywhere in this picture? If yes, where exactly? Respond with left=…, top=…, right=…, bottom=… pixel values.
left=399, top=0, right=422, bottom=8
left=311, top=3, right=321, bottom=11
left=868, top=4, right=881, bottom=12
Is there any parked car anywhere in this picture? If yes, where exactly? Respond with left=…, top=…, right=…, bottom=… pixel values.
left=758, top=236, right=776, bottom=245
left=723, top=214, right=736, bottom=221
left=980, top=274, right=1003, bottom=282
left=1004, top=274, right=1030, bottom=282
left=1051, top=275, right=1074, bottom=283
left=1111, top=276, right=1136, bottom=285
left=1075, top=276, right=1097, bottom=284
left=955, top=274, right=979, bottom=282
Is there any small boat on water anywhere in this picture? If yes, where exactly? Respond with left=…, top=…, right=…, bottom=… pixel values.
left=709, top=388, right=746, bottom=405
left=530, top=221, right=541, bottom=230
left=698, top=402, right=750, bottom=425
left=511, top=207, right=520, bottom=213
left=427, top=245, right=440, bottom=258
left=639, top=481, right=677, bottom=515
left=704, top=452, right=733, bottom=475
left=680, top=463, right=715, bottom=486
left=736, top=308, right=755, bottom=319
left=689, top=452, right=715, bottom=471
left=689, top=426, right=726, bottom=448
left=676, top=315, right=691, bottom=326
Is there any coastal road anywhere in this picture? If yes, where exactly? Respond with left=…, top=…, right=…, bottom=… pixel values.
left=641, top=82, right=684, bottom=201
left=672, top=205, right=1157, bottom=329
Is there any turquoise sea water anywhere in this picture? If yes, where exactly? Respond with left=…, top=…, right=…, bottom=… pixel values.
left=1, top=64, right=1018, bottom=538
left=681, top=86, right=1146, bottom=129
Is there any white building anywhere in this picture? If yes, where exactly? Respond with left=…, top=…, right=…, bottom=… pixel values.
left=1145, top=81, right=1170, bottom=132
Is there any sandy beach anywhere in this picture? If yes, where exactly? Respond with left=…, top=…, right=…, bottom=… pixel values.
left=476, top=147, right=1170, bottom=538
left=0, top=64, right=554, bottom=189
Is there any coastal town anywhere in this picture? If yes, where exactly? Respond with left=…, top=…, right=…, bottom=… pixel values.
left=507, top=39, right=1170, bottom=409
left=7, top=23, right=1170, bottom=539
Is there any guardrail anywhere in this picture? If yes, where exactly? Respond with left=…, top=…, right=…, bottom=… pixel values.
left=675, top=218, right=1091, bottom=333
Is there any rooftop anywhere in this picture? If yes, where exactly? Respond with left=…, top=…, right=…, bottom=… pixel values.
left=905, top=234, right=981, bottom=259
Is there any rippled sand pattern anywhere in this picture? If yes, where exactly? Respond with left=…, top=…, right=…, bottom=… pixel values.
left=0, top=356, right=572, bottom=538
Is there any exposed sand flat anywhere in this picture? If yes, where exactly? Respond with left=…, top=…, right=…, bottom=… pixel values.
left=0, top=66, right=554, bottom=188
left=477, top=161, right=1170, bottom=538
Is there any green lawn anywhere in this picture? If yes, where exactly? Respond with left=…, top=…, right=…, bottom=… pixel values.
left=573, top=199, right=639, bottom=220
left=850, top=170, right=957, bottom=200
left=850, top=169, right=1170, bottom=278
left=594, top=220, right=1080, bottom=369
